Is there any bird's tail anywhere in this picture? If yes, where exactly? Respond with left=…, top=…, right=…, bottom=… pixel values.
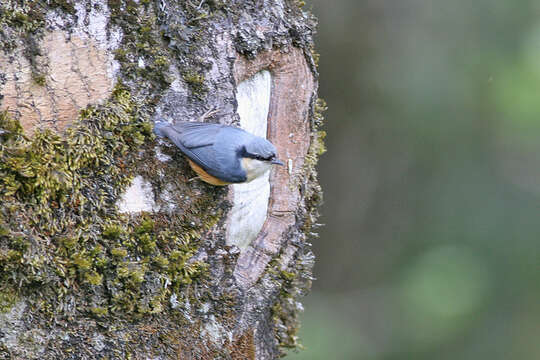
left=153, top=121, right=170, bottom=138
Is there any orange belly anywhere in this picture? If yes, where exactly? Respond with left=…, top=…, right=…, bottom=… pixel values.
left=187, top=159, right=231, bottom=186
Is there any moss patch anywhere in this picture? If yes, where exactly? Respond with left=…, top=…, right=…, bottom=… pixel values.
left=267, top=244, right=314, bottom=356
left=265, top=97, right=325, bottom=356
left=0, top=286, right=18, bottom=313
left=108, top=0, right=172, bottom=103
left=183, top=70, right=208, bottom=99
left=0, top=85, right=218, bottom=320
left=300, top=97, right=326, bottom=233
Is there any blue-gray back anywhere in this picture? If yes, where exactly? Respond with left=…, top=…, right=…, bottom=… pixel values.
left=156, top=121, right=250, bottom=183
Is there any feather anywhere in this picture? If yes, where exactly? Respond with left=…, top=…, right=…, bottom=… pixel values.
left=154, top=121, right=277, bottom=184
left=167, top=122, right=223, bottom=148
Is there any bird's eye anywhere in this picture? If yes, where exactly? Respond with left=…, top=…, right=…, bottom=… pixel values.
left=250, top=154, right=273, bottom=161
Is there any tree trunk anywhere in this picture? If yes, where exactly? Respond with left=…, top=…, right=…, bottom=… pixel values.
left=0, top=1, right=323, bottom=358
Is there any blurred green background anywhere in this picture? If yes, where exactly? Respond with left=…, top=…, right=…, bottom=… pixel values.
left=289, top=1, right=540, bottom=359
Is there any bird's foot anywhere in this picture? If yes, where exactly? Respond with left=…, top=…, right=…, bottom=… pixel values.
left=198, top=107, right=220, bottom=122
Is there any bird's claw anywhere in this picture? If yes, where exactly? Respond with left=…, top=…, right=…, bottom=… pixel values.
left=198, top=108, right=220, bottom=121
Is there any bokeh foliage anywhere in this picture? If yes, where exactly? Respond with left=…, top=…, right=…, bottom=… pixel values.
left=290, top=0, right=540, bottom=359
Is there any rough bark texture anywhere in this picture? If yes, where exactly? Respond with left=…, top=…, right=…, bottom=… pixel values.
left=0, top=1, right=323, bottom=359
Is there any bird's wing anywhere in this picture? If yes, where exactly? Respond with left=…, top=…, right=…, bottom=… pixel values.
left=167, top=121, right=223, bottom=148
left=162, top=122, right=224, bottom=174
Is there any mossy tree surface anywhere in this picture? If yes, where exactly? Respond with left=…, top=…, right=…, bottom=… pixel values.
left=0, top=0, right=322, bottom=358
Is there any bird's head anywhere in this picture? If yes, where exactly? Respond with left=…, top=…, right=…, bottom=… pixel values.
left=240, top=138, right=284, bottom=182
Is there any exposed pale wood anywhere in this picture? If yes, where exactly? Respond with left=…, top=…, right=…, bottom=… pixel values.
left=0, top=31, right=116, bottom=134
left=233, top=48, right=316, bottom=289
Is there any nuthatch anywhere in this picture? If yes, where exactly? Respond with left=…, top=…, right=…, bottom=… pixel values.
left=154, top=120, right=284, bottom=186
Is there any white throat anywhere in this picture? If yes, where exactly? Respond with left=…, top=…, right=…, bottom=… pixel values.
left=242, top=158, right=272, bottom=182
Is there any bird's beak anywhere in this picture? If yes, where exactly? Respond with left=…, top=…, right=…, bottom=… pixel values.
left=271, top=158, right=284, bottom=166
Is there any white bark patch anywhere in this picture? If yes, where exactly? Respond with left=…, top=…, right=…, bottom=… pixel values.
left=73, top=0, right=122, bottom=78
left=235, top=70, right=272, bottom=137
left=154, top=146, right=172, bottom=162
left=91, top=333, right=106, bottom=352
left=227, top=71, right=272, bottom=249
left=0, top=301, right=27, bottom=351
left=117, top=176, right=156, bottom=213
left=201, top=315, right=233, bottom=346
left=75, top=2, right=106, bottom=44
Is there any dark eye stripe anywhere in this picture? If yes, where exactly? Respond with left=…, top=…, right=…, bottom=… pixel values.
left=249, top=154, right=274, bottom=161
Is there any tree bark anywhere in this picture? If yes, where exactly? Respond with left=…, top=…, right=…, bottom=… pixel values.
left=0, top=1, right=322, bottom=358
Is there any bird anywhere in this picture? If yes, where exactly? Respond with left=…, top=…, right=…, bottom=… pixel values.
left=154, top=118, right=284, bottom=186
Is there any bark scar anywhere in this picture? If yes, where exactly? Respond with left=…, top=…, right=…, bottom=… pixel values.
left=232, top=47, right=315, bottom=289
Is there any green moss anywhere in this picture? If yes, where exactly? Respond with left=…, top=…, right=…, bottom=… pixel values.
left=135, top=218, right=154, bottom=234
left=311, top=98, right=327, bottom=155
left=265, top=97, right=325, bottom=356
left=280, top=270, right=296, bottom=282
left=12, top=11, right=30, bottom=26
left=111, top=247, right=128, bottom=258
left=138, top=234, right=157, bottom=254
left=310, top=47, right=320, bottom=68
left=102, top=225, right=125, bottom=240
left=0, top=82, right=221, bottom=321
left=299, top=97, right=326, bottom=230
left=116, top=262, right=146, bottom=287
left=168, top=249, right=208, bottom=291
left=268, top=249, right=314, bottom=355
left=0, top=111, right=23, bottom=139
left=49, top=0, right=76, bottom=15
left=154, top=55, right=170, bottom=68
left=8, top=235, right=29, bottom=252
left=0, top=288, right=19, bottom=313
left=84, top=271, right=103, bottom=285
left=71, top=252, right=92, bottom=271
left=0, top=225, right=9, bottom=237
left=58, top=236, right=77, bottom=251
left=107, top=0, right=173, bottom=101
left=152, top=255, right=169, bottom=269
left=90, top=306, right=109, bottom=317
left=183, top=71, right=205, bottom=85
left=183, top=70, right=207, bottom=99
left=0, top=7, right=44, bottom=34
